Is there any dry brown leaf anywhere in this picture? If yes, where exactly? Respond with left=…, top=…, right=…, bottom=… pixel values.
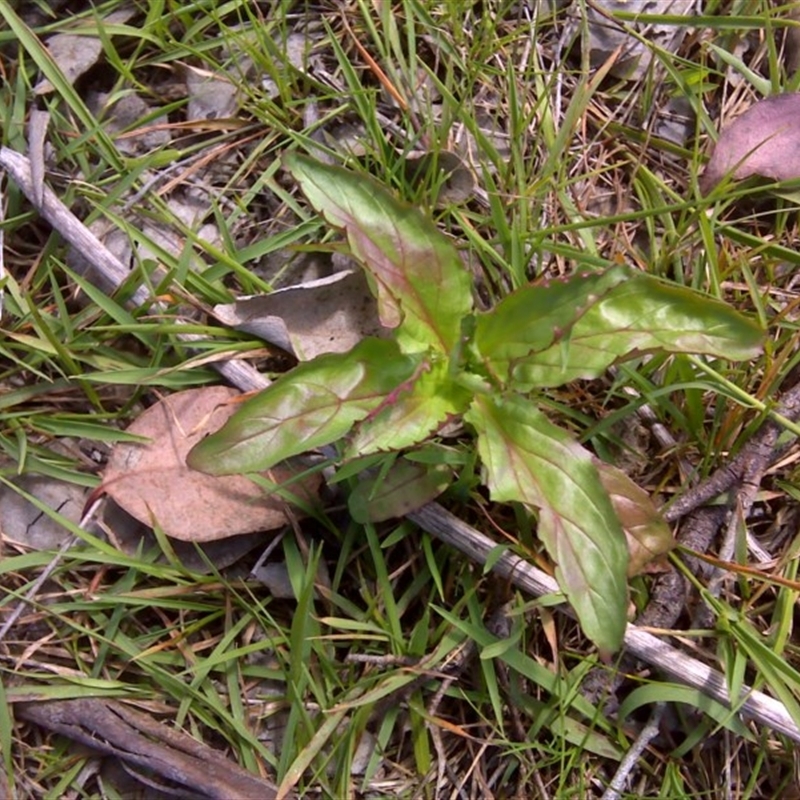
left=700, top=94, right=800, bottom=194
left=185, top=63, right=241, bottom=121
left=105, top=498, right=266, bottom=571
left=103, top=386, right=319, bottom=541
left=34, top=7, right=136, bottom=95
left=87, top=92, right=171, bottom=155
left=214, top=269, right=386, bottom=360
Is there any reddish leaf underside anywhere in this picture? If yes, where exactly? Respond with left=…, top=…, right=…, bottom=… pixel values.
left=595, top=460, right=674, bottom=577
left=187, top=338, right=420, bottom=475
left=511, top=273, right=763, bottom=389
left=284, top=153, right=474, bottom=355
left=465, top=394, right=629, bottom=655
left=700, top=93, right=800, bottom=194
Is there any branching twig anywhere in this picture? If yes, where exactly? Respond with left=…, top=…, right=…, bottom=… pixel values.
left=663, top=378, right=800, bottom=523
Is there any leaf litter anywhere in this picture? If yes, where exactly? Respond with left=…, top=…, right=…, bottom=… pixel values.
left=573, top=0, right=695, bottom=81
left=0, top=474, right=88, bottom=552
left=700, top=93, right=800, bottom=193
left=33, top=5, right=137, bottom=95
left=102, top=386, right=320, bottom=542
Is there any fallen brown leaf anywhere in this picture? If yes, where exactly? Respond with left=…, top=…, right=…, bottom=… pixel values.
left=700, top=93, right=800, bottom=193
left=103, top=386, right=319, bottom=541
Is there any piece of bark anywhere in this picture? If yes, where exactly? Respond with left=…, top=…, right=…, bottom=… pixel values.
left=15, top=698, right=284, bottom=800
left=636, top=506, right=725, bottom=631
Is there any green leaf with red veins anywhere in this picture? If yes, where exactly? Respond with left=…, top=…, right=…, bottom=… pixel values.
left=284, top=153, right=473, bottom=355
left=187, top=338, right=419, bottom=475
left=511, top=274, right=763, bottom=389
left=465, top=394, right=629, bottom=656
left=346, top=359, right=472, bottom=457
left=473, top=265, right=630, bottom=384
left=348, top=460, right=452, bottom=523
left=595, top=460, right=674, bottom=577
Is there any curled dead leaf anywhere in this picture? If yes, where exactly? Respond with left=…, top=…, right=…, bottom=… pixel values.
left=214, top=269, right=385, bottom=360
left=700, top=94, right=800, bottom=194
left=34, top=8, right=136, bottom=95
left=576, top=0, right=694, bottom=81
left=595, top=460, right=674, bottom=577
left=103, top=386, right=319, bottom=542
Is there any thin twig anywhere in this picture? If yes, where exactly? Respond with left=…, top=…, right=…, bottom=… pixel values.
left=0, top=533, right=75, bottom=644
left=408, top=503, right=800, bottom=744
left=601, top=702, right=665, bottom=800
left=28, top=109, right=49, bottom=209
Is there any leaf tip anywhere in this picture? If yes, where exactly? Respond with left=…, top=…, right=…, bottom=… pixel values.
left=184, top=436, right=218, bottom=474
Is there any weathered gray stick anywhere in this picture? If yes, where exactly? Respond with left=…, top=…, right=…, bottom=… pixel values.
left=409, top=503, right=800, bottom=743
left=0, top=147, right=267, bottom=393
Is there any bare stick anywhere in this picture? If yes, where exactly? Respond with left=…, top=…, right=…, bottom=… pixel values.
left=0, top=147, right=149, bottom=305
left=28, top=109, right=49, bottom=209
left=601, top=702, right=665, bottom=800
left=0, top=147, right=269, bottom=394
left=408, top=503, right=800, bottom=744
